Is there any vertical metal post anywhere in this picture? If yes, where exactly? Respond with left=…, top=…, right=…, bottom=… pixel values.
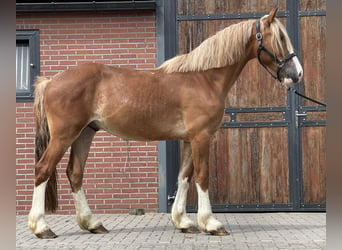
left=286, top=0, right=302, bottom=211
left=156, top=0, right=179, bottom=213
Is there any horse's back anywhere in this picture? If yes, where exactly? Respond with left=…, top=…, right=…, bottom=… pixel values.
left=43, top=63, right=187, bottom=140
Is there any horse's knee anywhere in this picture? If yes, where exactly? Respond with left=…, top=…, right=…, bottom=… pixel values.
left=34, top=163, right=53, bottom=186
left=194, top=173, right=209, bottom=191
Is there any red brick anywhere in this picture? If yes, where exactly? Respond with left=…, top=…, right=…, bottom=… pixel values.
left=131, top=183, right=148, bottom=188
left=122, top=188, right=139, bottom=193
left=16, top=10, right=158, bottom=215
left=68, top=55, right=85, bottom=60
left=122, top=199, right=139, bottom=204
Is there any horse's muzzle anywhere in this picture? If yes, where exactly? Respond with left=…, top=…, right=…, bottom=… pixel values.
left=281, top=56, right=303, bottom=84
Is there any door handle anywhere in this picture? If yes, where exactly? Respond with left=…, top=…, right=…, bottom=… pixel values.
left=167, top=194, right=176, bottom=203
left=295, top=110, right=307, bottom=128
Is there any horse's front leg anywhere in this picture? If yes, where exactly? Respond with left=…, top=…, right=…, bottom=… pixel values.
left=191, top=132, right=229, bottom=236
left=171, top=141, right=200, bottom=233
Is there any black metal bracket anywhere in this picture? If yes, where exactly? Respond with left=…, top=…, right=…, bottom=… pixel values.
left=221, top=106, right=290, bottom=128
left=177, top=10, right=326, bottom=22
left=298, top=105, right=327, bottom=127
left=298, top=10, right=326, bottom=17
left=177, top=11, right=288, bottom=21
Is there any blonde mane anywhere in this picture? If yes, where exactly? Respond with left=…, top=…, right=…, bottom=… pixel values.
left=158, top=20, right=255, bottom=73
left=269, top=18, right=294, bottom=57
left=158, top=17, right=293, bottom=74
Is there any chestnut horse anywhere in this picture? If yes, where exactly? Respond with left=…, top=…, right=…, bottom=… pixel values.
left=28, top=9, right=303, bottom=238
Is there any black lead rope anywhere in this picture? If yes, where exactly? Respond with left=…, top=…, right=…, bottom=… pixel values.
left=287, top=86, right=327, bottom=107
left=255, top=19, right=327, bottom=108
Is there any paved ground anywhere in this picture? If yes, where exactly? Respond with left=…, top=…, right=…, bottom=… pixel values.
left=16, top=212, right=325, bottom=249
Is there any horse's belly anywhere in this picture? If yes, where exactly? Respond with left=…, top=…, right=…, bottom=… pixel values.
left=96, top=115, right=187, bottom=141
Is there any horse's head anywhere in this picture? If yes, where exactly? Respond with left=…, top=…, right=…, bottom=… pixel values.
left=254, top=8, right=303, bottom=86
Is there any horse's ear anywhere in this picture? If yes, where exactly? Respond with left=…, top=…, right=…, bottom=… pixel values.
left=262, top=8, right=278, bottom=27
left=268, top=8, right=278, bottom=23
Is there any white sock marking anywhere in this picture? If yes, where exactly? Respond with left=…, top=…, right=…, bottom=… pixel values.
left=28, top=180, right=49, bottom=234
left=73, top=188, right=101, bottom=230
left=196, top=183, right=223, bottom=232
left=171, top=177, right=195, bottom=229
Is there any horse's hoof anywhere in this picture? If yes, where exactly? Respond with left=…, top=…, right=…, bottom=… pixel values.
left=181, top=226, right=201, bottom=234
left=35, top=229, right=58, bottom=239
left=206, top=227, right=230, bottom=236
left=89, top=225, right=109, bottom=234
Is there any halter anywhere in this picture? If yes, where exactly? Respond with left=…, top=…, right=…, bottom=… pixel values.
left=255, top=19, right=296, bottom=82
left=255, top=19, right=326, bottom=107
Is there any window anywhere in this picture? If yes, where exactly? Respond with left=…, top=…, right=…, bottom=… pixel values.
left=16, top=30, right=39, bottom=102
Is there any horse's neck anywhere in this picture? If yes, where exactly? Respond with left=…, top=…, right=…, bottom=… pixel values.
left=205, top=52, right=254, bottom=100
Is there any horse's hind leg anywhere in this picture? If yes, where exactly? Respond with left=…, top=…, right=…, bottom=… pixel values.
left=66, top=126, right=108, bottom=234
left=28, top=137, right=73, bottom=238
left=171, top=141, right=200, bottom=234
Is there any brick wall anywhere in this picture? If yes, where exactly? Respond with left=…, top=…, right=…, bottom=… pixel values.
left=16, top=10, right=159, bottom=215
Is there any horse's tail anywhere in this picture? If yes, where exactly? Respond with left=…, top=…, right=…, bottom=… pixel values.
left=33, top=76, right=58, bottom=212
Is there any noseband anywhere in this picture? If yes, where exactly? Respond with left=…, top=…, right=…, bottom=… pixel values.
left=255, top=19, right=296, bottom=82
